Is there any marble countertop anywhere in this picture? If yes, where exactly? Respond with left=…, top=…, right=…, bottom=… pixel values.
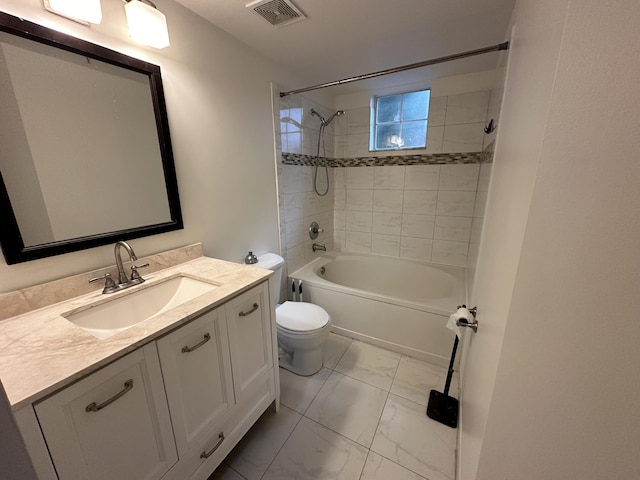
left=0, top=256, right=272, bottom=411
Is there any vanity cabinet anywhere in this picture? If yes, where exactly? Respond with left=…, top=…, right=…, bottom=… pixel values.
left=30, top=281, right=277, bottom=480
left=34, top=343, right=177, bottom=480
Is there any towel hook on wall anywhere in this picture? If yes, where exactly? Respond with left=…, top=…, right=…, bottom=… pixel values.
left=484, top=119, right=496, bottom=134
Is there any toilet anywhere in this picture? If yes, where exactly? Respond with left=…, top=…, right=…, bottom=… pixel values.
left=255, top=253, right=331, bottom=376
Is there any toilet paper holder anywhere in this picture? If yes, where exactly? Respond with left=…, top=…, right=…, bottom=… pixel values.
left=456, top=305, right=478, bottom=333
left=427, top=304, right=478, bottom=428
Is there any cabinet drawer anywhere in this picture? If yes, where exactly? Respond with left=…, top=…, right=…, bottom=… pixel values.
left=163, top=381, right=275, bottom=480
left=162, top=401, right=239, bottom=480
left=34, top=344, right=177, bottom=480
left=157, top=307, right=235, bottom=456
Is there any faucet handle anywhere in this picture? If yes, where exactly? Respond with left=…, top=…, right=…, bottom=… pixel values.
left=130, top=263, right=149, bottom=282
left=309, top=222, right=324, bottom=240
left=89, top=273, right=117, bottom=294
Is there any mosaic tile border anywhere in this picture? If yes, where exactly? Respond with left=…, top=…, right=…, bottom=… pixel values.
left=281, top=153, right=330, bottom=166
left=483, top=140, right=495, bottom=164
left=282, top=149, right=493, bottom=167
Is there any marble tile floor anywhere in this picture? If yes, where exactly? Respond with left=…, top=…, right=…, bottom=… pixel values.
left=210, top=333, right=459, bottom=480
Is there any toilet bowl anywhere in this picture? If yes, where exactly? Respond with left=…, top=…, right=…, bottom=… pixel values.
left=276, top=301, right=331, bottom=376
left=253, top=253, right=332, bottom=376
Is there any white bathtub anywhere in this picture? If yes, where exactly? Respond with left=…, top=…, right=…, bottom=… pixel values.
left=289, top=252, right=466, bottom=367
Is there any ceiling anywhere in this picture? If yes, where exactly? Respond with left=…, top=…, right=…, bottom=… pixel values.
left=175, top=0, right=516, bottom=96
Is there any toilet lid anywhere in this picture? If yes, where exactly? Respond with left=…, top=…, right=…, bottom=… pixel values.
left=276, top=301, right=330, bottom=332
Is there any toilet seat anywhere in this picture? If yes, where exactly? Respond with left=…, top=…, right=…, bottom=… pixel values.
left=276, top=301, right=330, bottom=333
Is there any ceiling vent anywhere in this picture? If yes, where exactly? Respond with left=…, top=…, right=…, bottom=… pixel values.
left=246, top=0, right=306, bottom=28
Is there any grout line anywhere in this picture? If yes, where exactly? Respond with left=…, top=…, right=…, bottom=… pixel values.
left=332, top=339, right=401, bottom=392
left=370, top=448, right=430, bottom=480
left=325, top=334, right=352, bottom=370
left=357, top=451, right=373, bottom=480
left=302, top=416, right=373, bottom=452
left=256, top=407, right=304, bottom=480
left=301, top=367, right=332, bottom=416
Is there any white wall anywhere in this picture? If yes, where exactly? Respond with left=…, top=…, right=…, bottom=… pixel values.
left=0, top=0, right=299, bottom=292
left=463, top=1, right=640, bottom=478
left=459, top=0, right=571, bottom=477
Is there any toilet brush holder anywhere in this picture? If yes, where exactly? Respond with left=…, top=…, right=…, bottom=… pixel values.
left=426, top=336, right=459, bottom=428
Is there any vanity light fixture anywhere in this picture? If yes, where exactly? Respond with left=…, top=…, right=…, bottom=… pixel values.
left=124, top=0, right=170, bottom=49
left=42, top=0, right=103, bottom=25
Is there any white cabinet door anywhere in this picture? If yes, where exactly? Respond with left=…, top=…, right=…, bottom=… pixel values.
left=156, top=307, right=235, bottom=456
left=34, top=344, right=177, bottom=480
left=225, top=283, right=274, bottom=405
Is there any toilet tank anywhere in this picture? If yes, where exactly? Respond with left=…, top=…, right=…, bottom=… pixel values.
left=254, top=253, right=285, bottom=307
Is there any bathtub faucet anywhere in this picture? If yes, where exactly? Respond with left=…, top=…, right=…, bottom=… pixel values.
left=312, top=243, right=326, bottom=252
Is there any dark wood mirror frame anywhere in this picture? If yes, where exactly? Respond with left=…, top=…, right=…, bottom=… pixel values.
left=0, top=12, right=183, bottom=265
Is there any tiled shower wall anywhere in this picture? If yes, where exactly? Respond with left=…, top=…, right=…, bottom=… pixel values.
left=279, top=164, right=334, bottom=272
left=273, top=86, right=336, bottom=285
left=332, top=90, right=495, bottom=267
left=273, top=79, right=500, bottom=277
left=335, top=91, right=491, bottom=157
left=333, top=163, right=490, bottom=266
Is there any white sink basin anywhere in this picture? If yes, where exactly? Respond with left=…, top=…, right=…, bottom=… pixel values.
left=64, top=276, right=218, bottom=340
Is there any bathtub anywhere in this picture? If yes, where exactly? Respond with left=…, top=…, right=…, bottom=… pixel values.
left=289, top=252, right=467, bottom=367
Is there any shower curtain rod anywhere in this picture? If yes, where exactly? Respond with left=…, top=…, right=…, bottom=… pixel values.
left=279, top=42, right=509, bottom=97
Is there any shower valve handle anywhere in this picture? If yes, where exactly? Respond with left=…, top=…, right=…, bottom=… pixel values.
left=309, top=222, right=323, bottom=240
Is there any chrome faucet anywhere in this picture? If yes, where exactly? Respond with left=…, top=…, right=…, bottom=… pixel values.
left=312, top=243, right=326, bottom=252
left=90, top=241, right=149, bottom=293
left=115, top=241, right=137, bottom=285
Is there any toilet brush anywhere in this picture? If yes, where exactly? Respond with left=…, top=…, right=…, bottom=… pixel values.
left=426, top=335, right=459, bottom=428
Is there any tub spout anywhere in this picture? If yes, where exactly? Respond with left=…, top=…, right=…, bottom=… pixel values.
left=312, top=243, right=326, bottom=252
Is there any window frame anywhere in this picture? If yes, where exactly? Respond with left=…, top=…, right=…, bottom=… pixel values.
left=370, top=88, right=430, bottom=152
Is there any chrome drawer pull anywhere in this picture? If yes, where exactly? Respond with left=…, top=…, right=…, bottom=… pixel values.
left=181, top=333, right=211, bottom=353
left=200, top=432, right=225, bottom=459
left=238, top=303, right=259, bottom=317
left=85, top=379, right=133, bottom=412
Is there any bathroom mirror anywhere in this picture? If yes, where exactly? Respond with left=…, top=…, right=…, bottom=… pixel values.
left=0, top=12, right=182, bottom=264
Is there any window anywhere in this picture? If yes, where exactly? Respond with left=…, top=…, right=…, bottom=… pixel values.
left=372, top=89, right=430, bottom=151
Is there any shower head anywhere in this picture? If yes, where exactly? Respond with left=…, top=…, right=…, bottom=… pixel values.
left=310, top=108, right=345, bottom=126
left=310, top=108, right=324, bottom=123
left=324, top=110, right=345, bottom=126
